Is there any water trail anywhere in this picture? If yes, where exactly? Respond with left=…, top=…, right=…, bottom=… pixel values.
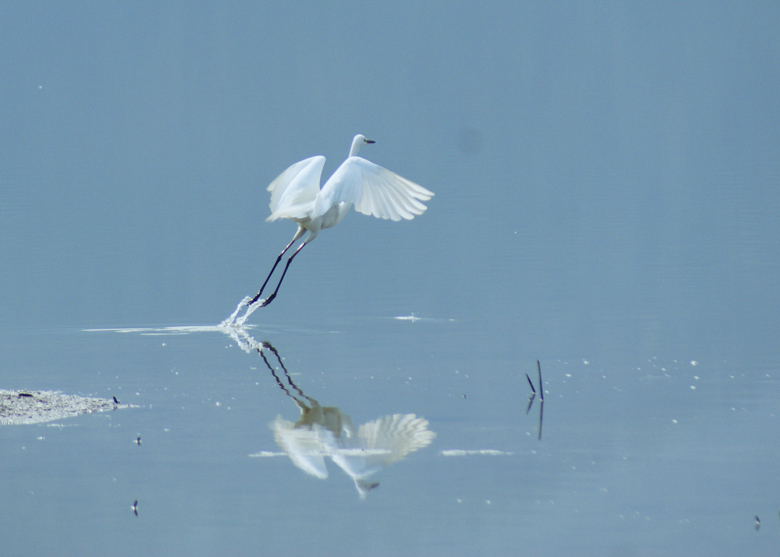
left=85, top=325, right=225, bottom=334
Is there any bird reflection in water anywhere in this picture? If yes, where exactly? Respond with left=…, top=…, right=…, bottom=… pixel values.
left=224, top=328, right=436, bottom=498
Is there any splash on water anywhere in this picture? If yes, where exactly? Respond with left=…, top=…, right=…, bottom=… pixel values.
left=220, top=296, right=266, bottom=328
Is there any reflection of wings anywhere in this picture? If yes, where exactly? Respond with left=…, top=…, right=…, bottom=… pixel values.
left=332, top=414, right=435, bottom=498
left=272, top=418, right=333, bottom=479
left=272, top=413, right=435, bottom=498
left=360, top=414, right=437, bottom=459
left=338, top=414, right=435, bottom=468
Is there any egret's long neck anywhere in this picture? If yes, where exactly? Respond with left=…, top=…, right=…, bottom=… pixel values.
left=349, top=136, right=363, bottom=157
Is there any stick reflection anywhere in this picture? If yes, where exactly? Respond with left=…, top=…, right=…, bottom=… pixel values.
left=525, top=360, right=545, bottom=440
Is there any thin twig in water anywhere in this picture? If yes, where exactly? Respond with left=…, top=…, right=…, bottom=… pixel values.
left=525, top=373, right=536, bottom=395
left=537, top=360, right=544, bottom=402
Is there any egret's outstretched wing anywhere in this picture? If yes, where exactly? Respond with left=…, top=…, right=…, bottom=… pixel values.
left=267, top=156, right=326, bottom=221
left=313, top=157, right=433, bottom=222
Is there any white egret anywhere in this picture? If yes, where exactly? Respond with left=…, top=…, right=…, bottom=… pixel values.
left=245, top=134, right=434, bottom=309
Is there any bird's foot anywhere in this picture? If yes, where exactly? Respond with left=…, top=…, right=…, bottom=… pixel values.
left=248, top=293, right=275, bottom=308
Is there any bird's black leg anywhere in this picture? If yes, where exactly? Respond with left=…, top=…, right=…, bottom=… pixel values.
left=248, top=228, right=304, bottom=305
left=254, top=241, right=307, bottom=307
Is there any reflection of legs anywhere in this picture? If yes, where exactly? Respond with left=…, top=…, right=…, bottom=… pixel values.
left=259, top=346, right=299, bottom=402
left=254, top=241, right=306, bottom=307
left=248, top=227, right=305, bottom=305
left=264, top=342, right=315, bottom=404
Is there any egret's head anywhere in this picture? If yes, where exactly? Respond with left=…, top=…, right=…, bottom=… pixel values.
left=350, top=134, right=375, bottom=157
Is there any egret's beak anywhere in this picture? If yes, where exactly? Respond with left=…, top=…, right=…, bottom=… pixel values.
left=365, top=139, right=376, bottom=144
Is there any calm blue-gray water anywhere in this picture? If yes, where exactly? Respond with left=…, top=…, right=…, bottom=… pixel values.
left=2, top=3, right=779, bottom=556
